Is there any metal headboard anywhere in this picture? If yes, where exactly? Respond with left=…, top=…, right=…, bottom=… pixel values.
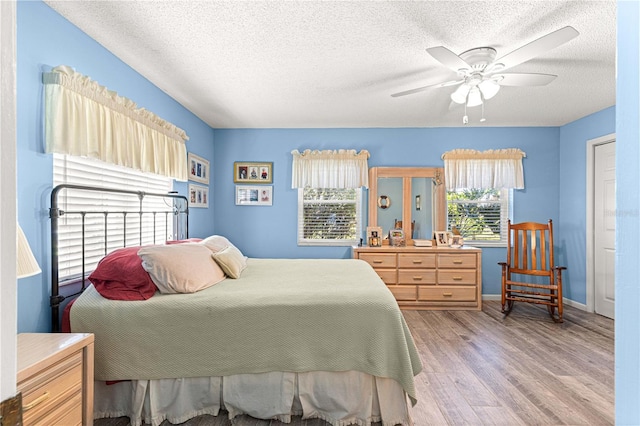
left=49, top=183, right=189, bottom=332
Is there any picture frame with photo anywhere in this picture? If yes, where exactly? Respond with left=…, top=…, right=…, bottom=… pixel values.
left=188, top=153, right=210, bottom=185
left=389, top=228, right=406, bottom=247
left=189, top=184, right=208, bottom=208
left=434, top=231, right=449, bottom=246
left=234, top=161, right=273, bottom=184
left=235, top=185, right=273, bottom=206
left=366, top=226, right=383, bottom=247
left=450, top=234, right=464, bottom=248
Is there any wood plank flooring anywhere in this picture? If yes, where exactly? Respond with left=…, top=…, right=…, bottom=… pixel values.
left=95, top=301, right=614, bottom=426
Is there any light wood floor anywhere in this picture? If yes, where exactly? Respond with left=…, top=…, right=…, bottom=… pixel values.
left=95, top=301, right=614, bottom=426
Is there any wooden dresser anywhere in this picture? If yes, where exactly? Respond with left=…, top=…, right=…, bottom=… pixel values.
left=353, top=245, right=482, bottom=310
left=17, top=333, right=94, bottom=426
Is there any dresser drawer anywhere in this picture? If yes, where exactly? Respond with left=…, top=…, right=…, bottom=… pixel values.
left=398, top=269, right=436, bottom=285
left=438, top=270, right=477, bottom=285
left=374, top=269, right=397, bottom=285
left=388, top=285, right=417, bottom=301
left=437, top=253, right=477, bottom=268
left=32, top=391, right=83, bottom=426
left=398, top=253, right=436, bottom=269
left=418, top=286, right=477, bottom=302
left=20, top=352, right=83, bottom=425
left=359, top=253, right=397, bottom=268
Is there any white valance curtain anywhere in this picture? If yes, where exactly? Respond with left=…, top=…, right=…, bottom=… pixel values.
left=291, top=149, right=370, bottom=189
left=43, top=65, right=189, bottom=181
left=442, top=148, right=526, bottom=190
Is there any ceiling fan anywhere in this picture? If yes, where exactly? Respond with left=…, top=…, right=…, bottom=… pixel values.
left=391, top=26, right=579, bottom=122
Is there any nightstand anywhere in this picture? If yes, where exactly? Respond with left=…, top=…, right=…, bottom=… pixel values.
left=17, top=333, right=94, bottom=426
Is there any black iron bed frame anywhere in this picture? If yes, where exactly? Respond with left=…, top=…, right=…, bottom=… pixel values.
left=49, top=183, right=189, bottom=332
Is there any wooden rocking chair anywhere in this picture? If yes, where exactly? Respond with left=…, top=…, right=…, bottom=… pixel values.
left=499, top=220, right=566, bottom=322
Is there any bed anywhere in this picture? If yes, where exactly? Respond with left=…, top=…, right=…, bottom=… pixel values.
left=51, top=184, right=422, bottom=426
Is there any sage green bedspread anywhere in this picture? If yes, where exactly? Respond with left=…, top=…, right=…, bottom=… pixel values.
left=70, top=258, right=422, bottom=403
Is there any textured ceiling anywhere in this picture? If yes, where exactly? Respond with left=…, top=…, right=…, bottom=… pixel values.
left=44, top=1, right=616, bottom=129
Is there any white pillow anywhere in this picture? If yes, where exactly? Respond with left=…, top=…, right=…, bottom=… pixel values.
left=201, top=235, right=233, bottom=253
left=211, top=245, right=248, bottom=279
left=138, top=243, right=226, bottom=293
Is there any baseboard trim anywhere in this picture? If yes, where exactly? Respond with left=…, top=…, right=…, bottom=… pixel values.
left=482, top=294, right=589, bottom=312
left=482, top=294, right=501, bottom=301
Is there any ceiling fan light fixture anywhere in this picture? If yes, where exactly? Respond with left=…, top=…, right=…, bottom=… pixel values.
left=466, top=87, right=483, bottom=107
left=451, top=84, right=470, bottom=104
left=478, top=79, right=500, bottom=100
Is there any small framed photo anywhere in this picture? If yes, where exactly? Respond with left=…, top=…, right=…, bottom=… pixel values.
left=189, top=184, right=208, bottom=208
left=389, top=228, right=406, bottom=247
left=450, top=235, right=464, bottom=248
left=435, top=231, right=449, bottom=246
left=236, top=185, right=273, bottom=206
left=188, top=153, right=210, bottom=185
left=366, top=226, right=383, bottom=247
left=234, top=161, right=273, bottom=184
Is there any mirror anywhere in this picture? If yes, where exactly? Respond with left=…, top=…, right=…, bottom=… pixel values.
left=368, top=167, right=446, bottom=243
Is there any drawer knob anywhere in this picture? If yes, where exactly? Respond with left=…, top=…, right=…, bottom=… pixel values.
left=453, top=260, right=463, bottom=264
left=412, top=276, right=423, bottom=281
left=453, top=276, right=463, bottom=280
left=372, top=260, right=383, bottom=264
left=412, top=260, right=422, bottom=264
left=443, top=292, right=453, bottom=297
left=23, top=391, right=50, bottom=411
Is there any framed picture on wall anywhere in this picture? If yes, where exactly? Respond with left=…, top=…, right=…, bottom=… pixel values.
left=189, top=184, right=208, bottom=208
left=188, top=153, right=209, bottom=185
left=236, top=185, right=273, bottom=206
left=234, top=162, right=273, bottom=184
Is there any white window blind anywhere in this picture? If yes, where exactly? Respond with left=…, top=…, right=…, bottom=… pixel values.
left=53, top=154, right=173, bottom=282
left=447, top=188, right=511, bottom=247
left=297, top=188, right=362, bottom=246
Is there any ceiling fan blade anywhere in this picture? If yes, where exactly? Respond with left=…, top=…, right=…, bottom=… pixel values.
left=491, top=26, right=579, bottom=72
left=497, top=73, right=557, bottom=86
left=391, top=79, right=463, bottom=97
left=426, top=46, right=471, bottom=73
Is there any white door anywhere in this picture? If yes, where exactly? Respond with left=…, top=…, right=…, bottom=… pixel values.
left=594, top=141, right=615, bottom=319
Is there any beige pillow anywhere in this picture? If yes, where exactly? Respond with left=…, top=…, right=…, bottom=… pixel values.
left=201, top=235, right=233, bottom=253
left=138, top=243, right=226, bottom=293
left=211, top=245, right=247, bottom=279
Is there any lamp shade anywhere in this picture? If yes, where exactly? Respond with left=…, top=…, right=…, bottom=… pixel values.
left=17, top=224, right=41, bottom=279
left=479, top=79, right=501, bottom=100
left=466, top=87, right=483, bottom=107
left=450, top=84, right=471, bottom=104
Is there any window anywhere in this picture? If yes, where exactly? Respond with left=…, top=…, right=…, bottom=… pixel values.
left=53, top=154, right=174, bottom=282
left=297, top=188, right=362, bottom=246
left=447, top=188, right=511, bottom=247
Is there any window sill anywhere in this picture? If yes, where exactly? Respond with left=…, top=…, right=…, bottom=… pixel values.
left=298, top=240, right=358, bottom=247
left=463, top=241, right=506, bottom=248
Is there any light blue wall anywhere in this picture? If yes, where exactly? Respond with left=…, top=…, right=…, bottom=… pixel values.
left=213, top=127, right=562, bottom=295
left=616, top=1, right=640, bottom=423
left=557, top=106, right=616, bottom=304
left=16, top=1, right=215, bottom=332
left=16, top=8, right=635, bottom=423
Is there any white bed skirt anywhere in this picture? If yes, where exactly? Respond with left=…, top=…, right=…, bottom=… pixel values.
left=94, top=370, right=413, bottom=426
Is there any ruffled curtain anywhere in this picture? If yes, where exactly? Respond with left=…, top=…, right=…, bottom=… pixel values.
left=43, top=65, right=189, bottom=181
left=442, top=148, right=526, bottom=190
left=291, top=149, right=370, bottom=189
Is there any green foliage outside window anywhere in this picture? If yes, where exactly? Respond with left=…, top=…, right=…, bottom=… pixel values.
left=302, top=188, right=358, bottom=241
left=447, top=188, right=503, bottom=241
